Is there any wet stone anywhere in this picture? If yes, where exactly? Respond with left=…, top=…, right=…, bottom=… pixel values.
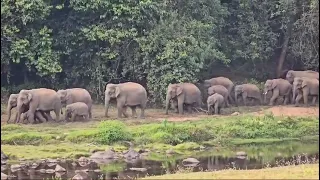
left=1, top=172, right=7, bottom=180
left=39, top=169, right=46, bottom=173
left=55, top=164, right=66, bottom=172
left=45, top=169, right=55, bottom=173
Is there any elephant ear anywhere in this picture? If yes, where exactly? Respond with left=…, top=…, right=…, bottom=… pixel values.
left=176, top=86, right=183, bottom=96
left=302, top=81, right=308, bottom=88
left=115, top=87, right=121, bottom=97
left=27, top=92, right=33, bottom=101
left=271, top=81, right=277, bottom=89
left=65, top=91, right=71, bottom=101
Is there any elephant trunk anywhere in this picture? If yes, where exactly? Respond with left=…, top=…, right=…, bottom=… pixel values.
left=263, top=89, right=268, bottom=104
left=165, top=93, right=171, bottom=115
left=6, top=104, right=13, bottom=123
left=16, top=102, right=24, bottom=124
left=234, top=92, right=238, bottom=106
left=292, top=86, right=297, bottom=104
left=104, top=95, right=110, bottom=117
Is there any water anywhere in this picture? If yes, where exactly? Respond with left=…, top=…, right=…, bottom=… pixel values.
left=1, top=141, right=319, bottom=180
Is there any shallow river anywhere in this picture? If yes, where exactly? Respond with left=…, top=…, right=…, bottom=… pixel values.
left=1, top=141, right=319, bottom=180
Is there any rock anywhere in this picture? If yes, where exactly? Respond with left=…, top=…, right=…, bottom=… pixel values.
left=46, top=169, right=55, bottom=173
left=231, top=112, right=240, bottom=116
left=200, top=146, right=206, bottom=150
left=182, top=158, right=200, bottom=164
left=72, top=174, right=85, bottom=180
left=55, top=164, right=66, bottom=172
left=10, top=164, right=21, bottom=172
left=47, top=159, right=58, bottom=163
left=31, top=163, right=39, bottom=169
left=71, top=162, right=77, bottom=167
left=1, top=166, right=7, bottom=172
left=166, top=149, right=175, bottom=154
left=55, top=172, right=66, bottom=178
left=1, top=151, right=8, bottom=161
left=93, top=169, right=101, bottom=173
left=39, top=169, right=46, bottom=173
left=1, top=172, right=7, bottom=180
left=129, top=167, right=147, bottom=172
left=123, top=149, right=140, bottom=159
left=90, top=150, right=116, bottom=159
left=47, top=163, right=57, bottom=167
left=236, top=151, right=247, bottom=156
left=19, top=158, right=25, bottom=161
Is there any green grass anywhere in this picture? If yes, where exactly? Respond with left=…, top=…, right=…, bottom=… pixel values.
left=142, top=164, right=319, bottom=179
left=1, top=113, right=319, bottom=160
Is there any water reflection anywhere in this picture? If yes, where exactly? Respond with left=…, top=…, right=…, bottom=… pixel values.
left=1, top=142, right=319, bottom=180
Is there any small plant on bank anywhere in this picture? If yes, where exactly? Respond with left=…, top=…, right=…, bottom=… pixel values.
left=96, top=120, right=132, bottom=144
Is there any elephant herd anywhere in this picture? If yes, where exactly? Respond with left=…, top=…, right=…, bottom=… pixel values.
left=6, top=70, right=319, bottom=123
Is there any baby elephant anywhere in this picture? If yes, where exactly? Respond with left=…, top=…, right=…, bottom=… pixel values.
left=21, top=110, right=52, bottom=124
left=207, top=93, right=224, bottom=115
left=65, top=102, right=90, bottom=122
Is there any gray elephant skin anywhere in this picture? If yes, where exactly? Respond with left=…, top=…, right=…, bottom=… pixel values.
left=65, top=102, right=90, bottom=122
left=286, top=70, right=319, bottom=83
left=235, top=84, right=262, bottom=106
left=7, top=94, right=21, bottom=123
left=263, top=79, right=292, bottom=105
left=207, top=93, right=224, bottom=115
left=57, top=88, right=93, bottom=119
left=105, top=82, right=147, bottom=119
left=293, top=77, right=319, bottom=106
left=16, top=88, right=62, bottom=123
left=20, top=110, right=52, bottom=124
left=207, top=85, right=229, bottom=107
left=204, top=77, right=235, bottom=104
left=165, top=83, right=202, bottom=115
left=170, top=99, right=192, bottom=113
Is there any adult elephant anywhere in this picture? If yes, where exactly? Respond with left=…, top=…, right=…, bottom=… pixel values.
left=293, top=77, right=319, bottom=106
left=234, top=84, right=262, bottom=106
left=104, top=82, right=147, bottom=119
left=6, top=94, right=52, bottom=123
left=203, top=77, right=235, bottom=104
left=286, top=70, right=319, bottom=83
left=263, top=79, right=292, bottom=106
left=57, top=88, right=93, bottom=119
left=165, top=83, right=202, bottom=115
left=16, top=88, right=62, bottom=123
left=207, top=85, right=229, bottom=107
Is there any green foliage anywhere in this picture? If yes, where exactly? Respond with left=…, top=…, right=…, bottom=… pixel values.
left=1, top=133, right=54, bottom=145
left=66, top=129, right=98, bottom=143
left=96, top=120, right=132, bottom=144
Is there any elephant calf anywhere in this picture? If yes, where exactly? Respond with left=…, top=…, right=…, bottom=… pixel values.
left=235, top=84, right=262, bottom=106
left=21, top=110, right=52, bottom=124
left=65, top=102, right=89, bottom=122
left=293, top=77, right=319, bottom=106
left=207, top=85, right=229, bottom=107
left=207, top=93, right=224, bottom=115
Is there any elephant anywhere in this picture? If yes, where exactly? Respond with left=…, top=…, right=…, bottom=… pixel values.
left=263, top=79, right=292, bottom=106
left=207, top=85, right=229, bottom=107
left=165, top=83, right=203, bottom=115
left=6, top=94, right=52, bottom=123
left=286, top=70, right=319, bottom=83
left=65, top=102, right=90, bottom=122
left=104, top=82, right=147, bottom=119
left=293, top=77, right=319, bottom=106
left=20, top=110, right=52, bottom=124
left=207, top=93, right=224, bottom=115
left=16, top=88, right=62, bottom=123
left=234, top=84, right=262, bottom=106
left=203, top=77, right=235, bottom=104
left=170, top=99, right=193, bottom=113
left=57, top=88, right=93, bottom=119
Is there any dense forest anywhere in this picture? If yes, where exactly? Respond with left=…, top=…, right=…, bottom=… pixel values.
left=1, top=0, right=319, bottom=105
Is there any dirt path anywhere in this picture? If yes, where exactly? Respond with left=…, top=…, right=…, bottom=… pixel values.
left=1, top=105, right=318, bottom=124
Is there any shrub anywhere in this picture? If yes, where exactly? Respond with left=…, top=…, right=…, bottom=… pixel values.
left=96, top=120, right=132, bottom=144
left=66, top=129, right=98, bottom=143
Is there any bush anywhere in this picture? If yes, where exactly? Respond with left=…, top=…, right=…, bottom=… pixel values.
left=96, top=120, right=132, bottom=144
left=66, top=130, right=98, bottom=143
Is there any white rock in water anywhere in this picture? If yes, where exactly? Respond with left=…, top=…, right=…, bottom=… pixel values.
left=72, top=174, right=85, bottom=180
left=129, top=168, right=147, bottom=172
left=182, top=158, right=200, bottom=164
left=236, top=151, right=247, bottom=156
left=55, top=164, right=66, bottom=172
left=45, top=169, right=55, bottom=174
left=1, top=173, right=8, bottom=180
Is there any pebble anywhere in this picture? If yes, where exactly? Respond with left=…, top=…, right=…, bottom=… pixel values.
left=129, top=167, right=147, bottom=172
left=39, top=169, right=46, bottom=173
left=182, top=158, right=200, bottom=164
left=72, top=174, right=85, bottom=180
left=1, top=172, right=7, bottom=180
left=55, top=164, right=66, bottom=172
left=45, top=169, right=55, bottom=174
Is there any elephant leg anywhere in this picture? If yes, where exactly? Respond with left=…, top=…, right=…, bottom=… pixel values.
left=269, top=90, right=279, bottom=106
left=53, top=107, right=60, bottom=122
left=88, top=104, right=92, bottom=119
left=131, top=106, right=138, bottom=118
left=214, top=103, right=219, bottom=115
left=283, top=95, right=289, bottom=105
left=70, top=113, right=77, bottom=122
left=207, top=104, right=212, bottom=115
left=122, top=106, right=129, bottom=118
left=44, top=112, right=53, bottom=122
left=218, top=107, right=221, bottom=114
left=186, top=105, right=193, bottom=114
left=303, top=89, right=309, bottom=106
left=35, top=111, right=46, bottom=123
left=84, top=114, right=89, bottom=121
left=311, top=96, right=317, bottom=106
left=295, top=93, right=303, bottom=106
left=177, top=98, right=184, bottom=115
left=242, top=93, right=248, bottom=106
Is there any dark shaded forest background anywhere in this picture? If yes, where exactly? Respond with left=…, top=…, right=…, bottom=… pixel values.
left=1, top=0, right=319, bottom=106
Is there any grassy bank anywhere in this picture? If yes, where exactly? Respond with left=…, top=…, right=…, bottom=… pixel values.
left=1, top=113, right=319, bottom=160
left=142, top=164, right=319, bottom=179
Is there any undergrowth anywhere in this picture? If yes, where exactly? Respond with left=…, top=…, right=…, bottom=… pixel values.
left=1, top=114, right=319, bottom=147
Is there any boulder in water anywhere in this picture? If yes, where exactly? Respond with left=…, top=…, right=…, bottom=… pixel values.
left=1, top=172, right=8, bottom=180
left=129, top=167, right=147, bottom=172
left=236, top=151, right=247, bottom=156
left=55, top=164, right=66, bottom=172
left=72, top=174, right=85, bottom=180
left=182, top=158, right=199, bottom=164
left=10, top=164, right=21, bottom=172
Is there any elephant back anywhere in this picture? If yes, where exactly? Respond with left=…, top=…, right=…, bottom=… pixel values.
left=67, top=88, right=92, bottom=105
left=242, top=84, right=261, bottom=98
left=31, top=88, right=61, bottom=110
